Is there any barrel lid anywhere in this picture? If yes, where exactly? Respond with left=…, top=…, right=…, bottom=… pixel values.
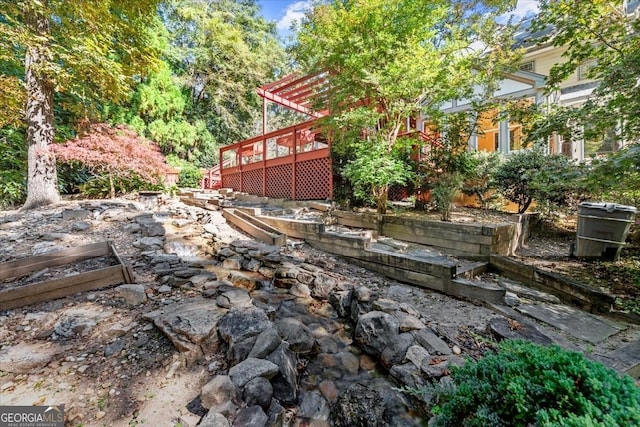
left=579, top=202, right=638, bottom=213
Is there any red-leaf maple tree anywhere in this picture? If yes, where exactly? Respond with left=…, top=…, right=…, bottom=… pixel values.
left=53, top=123, right=171, bottom=198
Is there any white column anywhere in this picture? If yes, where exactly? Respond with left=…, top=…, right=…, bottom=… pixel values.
left=499, top=119, right=510, bottom=154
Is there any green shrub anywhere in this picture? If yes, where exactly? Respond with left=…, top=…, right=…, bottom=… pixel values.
left=493, top=149, right=584, bottom=214
left=430, top=340, right=640, bottom=427
left=432, top=173, right=463, bottom=221
left=462, top=151, right=503, bottom=209
left=178, top=164, right=203, bottom=188
left=585, top=143, right=640, bottom=208
left=0, top=126, right=27, bottom=208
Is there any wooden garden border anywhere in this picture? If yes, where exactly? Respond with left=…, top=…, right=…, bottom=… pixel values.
left=0, top=241, right=134, bottom=311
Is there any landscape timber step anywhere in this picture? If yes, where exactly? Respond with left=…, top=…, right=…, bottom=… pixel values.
left=456, top=261, right=489, bottom=279
left=180, top=195, right=220, bottom=211
left=236, top=211, right=504, bottom=304
left=490, top=254, right=615, bottom=313
left=222, top=208, right=286, bottom=246
left=0, top=241, right=134, bottom=311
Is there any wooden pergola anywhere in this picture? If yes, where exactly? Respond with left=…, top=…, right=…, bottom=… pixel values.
left=218, top=73, right=333, bottom=200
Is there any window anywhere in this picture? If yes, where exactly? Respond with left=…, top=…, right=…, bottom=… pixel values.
left=579, top=59, right=597, bottom=80
left=519, top=61, right=535, bottom=73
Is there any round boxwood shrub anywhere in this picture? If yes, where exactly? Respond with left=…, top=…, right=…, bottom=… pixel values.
left=431, top=340, right=640, bottom=427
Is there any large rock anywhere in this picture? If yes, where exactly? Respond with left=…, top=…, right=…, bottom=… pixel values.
left=201, top=375, right=238, bottom=416
left=380, top=332, right=416, bottom=369
left=413, top=328, right=452, bottom=356
left=0, top=342, right=64, bottom=374
left=229, top=271, right=262, bottom=291
left=298, top=390, right=330, bottom=422
left=141, top=222, right=166, bottom=237
left=215, top=288, right=252, bottom=309
left=389, top=363, right=426, bottom=390
left=266, top=342, right=298, bottom=404
left=54, top=307, right=111, bottom=338
left=354, top=311, right=400, bottom=357
left=275, top=318, right=315, bottom=354
left=133, top=236, right=164, bottom=251
left=115, top=284, right=147, bottom=306
left=228, top=358, right=279, bottom=388
left=243, top=377, right=273, bottom=411
left=150, top=298, right=227, bottom=359
left=199, top=412, right=229, bottom=427
left=487, top=316, right=553, bottom=345
left=330, top=383, right=386, bottom=427
left=310, top=272, right=338, bottom=299
left=328, top=289, right=353, bottom=318
left=228, top=335, right=258, bottom=365
left=266, top=399, right=285, bottom=427
left=218, top=307, right=271, bottom=345
left=248, top=327, right=282, bottom=359
left=232, top=406, right=268, bottom=427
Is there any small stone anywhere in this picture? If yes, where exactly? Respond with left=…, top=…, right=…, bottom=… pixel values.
left=354, top=286, right=373, bottom=302
left=115, top=284, right=147, bottom=306
left=243, top=377, right=273, bottom=411
left=104, top=339, right=126, bottom=357
left=158, top=285, right=172, bottom=294
left=71, top=221, right=91, bottom=232
left=504, top=291, right=521, bottom=307
left=359, top=354, right=377, bottom=371
left=96, top=411, right=106, bottom=420
left=319, top=380, right=338, bottom=402
left=452, top=345, right=461, bottom=355
left=406, top=345, right=431, bottom=368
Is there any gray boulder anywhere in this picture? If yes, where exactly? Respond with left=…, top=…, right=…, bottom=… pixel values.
left=199, top=412, right=229, bottom=427
left=232, top=406, right=267, bottom=427
left=266, top=342, right=298, bottom=404
left=413, top=328, right=452, bottom=355
left=298, top=390, right=330, bottom=422
left=133, top=236, right=164, bottom=251
left=354, top=311, right=400, bottom=357
left=380, top=332, right=416, bottom=369
left=201, top=375, right=238, bottom=416
left=248, top=327, right=282, bottom=359
left=243, top=377, right=273, bottom=411
left=275, top=318, right=314, bottom=354
left=151, top=298, right=227, bottom=358
left=115, top=284, right=147, bottom=306
left=218, top=307, right=271, bottom=345
left=228, top=358, right=279, bottom=388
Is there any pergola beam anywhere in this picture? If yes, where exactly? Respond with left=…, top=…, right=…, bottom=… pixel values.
left=257, top=88, right=325, bottom=118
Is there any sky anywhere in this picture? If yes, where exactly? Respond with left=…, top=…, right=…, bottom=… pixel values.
left=258, top=0, right=541, bottom=38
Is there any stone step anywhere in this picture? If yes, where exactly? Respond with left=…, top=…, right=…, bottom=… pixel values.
left=515, top=302, right=625, bottom=344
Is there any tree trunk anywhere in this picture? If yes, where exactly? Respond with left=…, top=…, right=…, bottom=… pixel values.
left=109, top=173, right=116, bottom=199
left=21, top=1, right=60, bottom=210
left=376, top=185, right=388, bottom=214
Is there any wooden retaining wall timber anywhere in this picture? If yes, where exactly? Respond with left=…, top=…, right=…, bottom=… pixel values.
left=381, top=215, right=515, bottom=259
left=0, top=241, right=134, bottom=311
left=256, top=215, right=325, bottom=240
left=222, top=209, right=286, bottom=246
left=490, top=255, right=615, bottom=313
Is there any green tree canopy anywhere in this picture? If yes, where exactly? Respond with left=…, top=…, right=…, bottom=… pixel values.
left=161, top=0, right=288, bottom=146
left=294, top=0, right=521, bottom=213
left=532, top=0, right=640, bottom=141
left=0, top=0, right=162, bottom=208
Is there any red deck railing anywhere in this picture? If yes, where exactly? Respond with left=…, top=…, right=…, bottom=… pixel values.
left=219, top=119, right=333, bottom=200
